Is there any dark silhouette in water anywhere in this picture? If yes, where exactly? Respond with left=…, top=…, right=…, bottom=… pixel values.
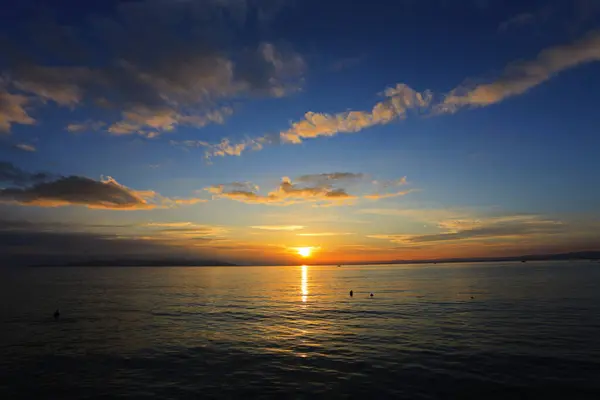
left=470, top=296, right=474, bottom=299
left=53, top=309, right=60, bottom=319
left=349, top=290, right=353, bottom=297
left=370, top=293, right=374, bottom=298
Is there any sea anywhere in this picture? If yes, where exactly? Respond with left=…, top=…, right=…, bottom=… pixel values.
left=1, top=261, right=600, bottom=399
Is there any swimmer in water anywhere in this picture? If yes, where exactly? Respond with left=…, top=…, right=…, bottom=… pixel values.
left=53, top=309, right=60, bottom=319
left=370, top=293, right=374, bottom=298
left=349, top=290, right=353, bottom=297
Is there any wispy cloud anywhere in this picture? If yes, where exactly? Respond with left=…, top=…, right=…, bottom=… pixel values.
left=498, top=12, right=536, bottom=32
left=297, top=232, right=354, bottom=236
left=368, top=215, right=566, bottom=245
left=251, top=225, right=305, bottom=231
left=363, top=189, right=414, bottom=200
left=280, top=84, right=432, bottom=144
left=14, top=143, right=36, bottom=152
left=0, top=92, right=35, bottom=133
left=206, top=173, right=411, bottom=206
left=108, top=106, right=233, bottom=137
left=146, top=222, right=195, bottom=228
left=65, top=120, right=106, bottom=133
left=296, top=172, right=365, bottom=185
left=144, top=223, right=227, bottom=239
left=440, top=30, right=600, bottom=111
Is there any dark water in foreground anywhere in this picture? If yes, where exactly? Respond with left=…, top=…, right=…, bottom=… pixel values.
left=1, top=262, right=600, bottom=399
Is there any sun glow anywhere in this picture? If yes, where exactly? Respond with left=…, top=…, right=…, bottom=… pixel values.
left=297, top=247, right=313, bottom=257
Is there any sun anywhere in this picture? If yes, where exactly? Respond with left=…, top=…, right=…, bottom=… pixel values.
left=297, top=247, right=312, bottom=258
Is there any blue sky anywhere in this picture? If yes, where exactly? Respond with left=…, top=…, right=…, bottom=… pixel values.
left=1, top=0, right=599, bottom=265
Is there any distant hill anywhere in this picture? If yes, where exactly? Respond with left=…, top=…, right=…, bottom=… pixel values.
left=29, top=258, right=237, bottom=267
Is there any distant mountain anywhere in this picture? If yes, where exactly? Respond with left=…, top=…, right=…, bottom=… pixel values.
left=29, top=258, right=237, bottom=267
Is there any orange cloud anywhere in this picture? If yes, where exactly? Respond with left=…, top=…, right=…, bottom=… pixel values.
left=280, top=84, right=432, bottom=144
left=207, top=173, right=413, bottom=206
left=251, top=225, right=305, bottom=231
left=108, top=106, right=233, bottom=137
left=206, top=176, right=356, bottom=206
left=363, top=189, right=414, bottom=200
left=297, top=232, right=354, bottom=236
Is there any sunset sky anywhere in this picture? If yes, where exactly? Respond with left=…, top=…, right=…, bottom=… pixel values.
left=1, top=0, right=600, bottom=265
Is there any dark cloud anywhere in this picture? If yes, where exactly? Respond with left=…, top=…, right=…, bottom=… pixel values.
left=370, top=216, right=567, bottom=245
left=0, top=161, right=204, bottom=209
left=0, top=161, right=52, bottom=186
left=296, top=172, right=365, bottom=186
left=0, top=175, right=156, bottom=209
left=0, top=0, right=305, bottom=134
left=408, top=220, right=566, bottom=243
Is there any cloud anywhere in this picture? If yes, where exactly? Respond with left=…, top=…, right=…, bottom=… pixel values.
left=280, top=84, right=432, bottom=144
left=195, top=83, right=431, bottom=158
left=368, top=215, right=566, bottom=245
left=146, top=222, right=195, bottom=228
left=207, top=172, right=412, bottom=206
left=193, top=29, right=600, bottom=160
left=364, top=177, right=412, bottom=199
left=14, top=143, right=36, bottom=152
left=2, top=0, right=305, bottom=135
left=440, top=30, right=600, bottom=111
left=0, top=162, right=205, bottom=209
left=251, top=225, right=305, bottom=231
left=363, top=189, right=414, bottom=200
left=144, top=223, right=227, bottom=239
left=297, top=232, right=354, bottom=236
left=498, top=13, right=536, bottom=32
left=107, top=106, right=233, bottom=137
left=296, top=172, right=365, bottom=185
left=172, top=134, right=275, bottom=160
left=371, top=176, right=408, bottom=188
left=66, top=120, right=106, bottom=133
left=207, top=176, right=356, bottom=206
left=0, top=175, right=158, bottom=209
left=0, top=161, right=52, bottom=186
left=0, top=91, right=35, bottom=133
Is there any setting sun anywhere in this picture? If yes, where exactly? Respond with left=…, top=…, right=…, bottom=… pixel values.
left=297, top=247, right=313, bottom=258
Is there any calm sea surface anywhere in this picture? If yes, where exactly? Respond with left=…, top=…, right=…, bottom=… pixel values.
left=1, top=262, right=600, bottom=399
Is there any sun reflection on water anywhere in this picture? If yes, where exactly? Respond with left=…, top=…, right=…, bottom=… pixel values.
left=301, top=265, right=308, bottom=303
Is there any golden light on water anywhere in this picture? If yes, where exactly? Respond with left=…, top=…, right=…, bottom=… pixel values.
left=301, top=265, right=308, bottom=302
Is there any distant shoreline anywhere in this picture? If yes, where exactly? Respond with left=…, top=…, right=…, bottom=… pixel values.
left=24, top=250, right=600, bottom=267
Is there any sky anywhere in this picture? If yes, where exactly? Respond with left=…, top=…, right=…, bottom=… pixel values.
left=1, top=0, right=600, bottom=265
